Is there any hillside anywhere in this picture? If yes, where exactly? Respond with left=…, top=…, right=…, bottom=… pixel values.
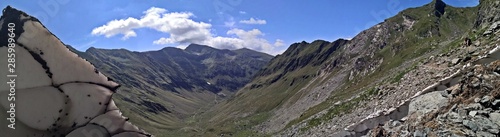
left=193, top=0, right=500, bottom=136
left=68, top=43, right=273, bottom=135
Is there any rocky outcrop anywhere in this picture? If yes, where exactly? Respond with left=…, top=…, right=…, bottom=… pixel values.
left=0, top=6, right=150, bottom=137
left=475, top=0, right=500, bottom=29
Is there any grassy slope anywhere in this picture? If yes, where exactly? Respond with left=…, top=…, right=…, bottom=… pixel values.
left=196, top=40, right=348, bottom=136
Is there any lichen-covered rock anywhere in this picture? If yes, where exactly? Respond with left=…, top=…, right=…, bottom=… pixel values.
left=0, top=6, right=151, bottom=137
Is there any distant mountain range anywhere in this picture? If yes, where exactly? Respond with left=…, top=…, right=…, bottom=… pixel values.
left=66, top=43, right=273, bottom=131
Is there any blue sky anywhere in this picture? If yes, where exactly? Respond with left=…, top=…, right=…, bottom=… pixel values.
left=3, top=0, right=479, bottom=55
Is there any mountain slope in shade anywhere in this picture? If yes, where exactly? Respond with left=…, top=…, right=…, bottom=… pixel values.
left=68, top=43, right=273, bottom=134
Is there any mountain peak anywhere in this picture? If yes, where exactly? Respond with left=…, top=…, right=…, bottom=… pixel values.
left=184, top=44, right=217, bottom=53
left=431, top=0, right=447, bottom=17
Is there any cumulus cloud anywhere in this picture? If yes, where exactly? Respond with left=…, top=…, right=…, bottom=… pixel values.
left=239, top=11, right=247, bottom=14
left=223, top=16, right=236, bottom=28
left=92, top=7, right=282, bottom=55
left=239, top=18, right=267, bottom=25
left=203, top=29, right=286, bottom=55
left=274, top=39, right=285, bottom=47
left=92, top=7, right=211, bottom=43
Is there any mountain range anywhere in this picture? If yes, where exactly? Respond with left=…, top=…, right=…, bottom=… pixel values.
left=2, top=0, right=499, bottom=136
left=66, top=43, right=273, bottom=133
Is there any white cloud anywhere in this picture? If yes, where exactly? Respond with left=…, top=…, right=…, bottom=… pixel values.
left=239, top=18, right=267, bottom=25
left=92, top=7, right=282, bottom=55
left=176, top=43, right=189, bottom=49
left=271, top=48, right=287, bottom=55
left=224, top=16, right=236, bottom=28
left=92, top=7, right=211, bottom=43
left=239, top=11, right=247, bottom=14
left=224, top=21, right=235, bottom=28
left=74, top=40, right=97, bottom=49
left=274, top=39, right=285, bottom=47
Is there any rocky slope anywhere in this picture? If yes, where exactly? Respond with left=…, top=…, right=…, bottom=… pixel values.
left=279, top=0, right=500, bottom=136
left=368, top=59, right=500, bottom=137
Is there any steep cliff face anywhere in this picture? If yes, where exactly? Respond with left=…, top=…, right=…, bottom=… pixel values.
left=475, top=0, right=500, bottom=29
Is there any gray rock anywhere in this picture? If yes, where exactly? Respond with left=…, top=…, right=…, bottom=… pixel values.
left=481, top=96, right=493, bottom=104
left=492, top=100, right=500, bottom=106
left=476, top=131, right=495, bottom=137
left=482, top=82, right=494, bottom=90
left=450, top=88, right=460, bottom=96
left=436, top=130, right=451, bottom=137
left=489, top=22, right=500, bottom=31
left=475, top=98, right=482, bottom=103
left=409, top=91, right=448, bottom=116
left=451, top=58, right=461, bottom=65
left=469, top=111, right=478, bottom=117
left=464, top=129, right=476, bottom=136
left=467, top=46, right=477, bottom=54
left=484, top=22, right=500, bottom=36
left=483, top=30, right=492, bottom=36
left=472, top=77, right=481, bottom=88
left=484, top=108, right=494, bottom=112
left=474, top=41, right=481, bottom=46
left=463, top=120, right=478, bottom=131
left=465, top=103, right=483, bottom=111
left=458, top=108, right=468, bottom=118
left=473, top=116, right=499, bottom=132
left=424, top=127, right=431, bottom=134
left=483, top=74, right=491, bottom=80
left=439, top=90, right=449, bottom=97
left=489, top=113, right=500, bottom=126
left=391, top=120, right=401, bottom=127
left=448, top=112, right=463, bottom=123
left=414, top=129, right=425, bottom=137
left=487, top=128, right=499, bottom=134
left=400, top=130, right=410, bottom=136
left=451, top=133, right=466, bottom=137
left=477, top=110, right=490, bottom=116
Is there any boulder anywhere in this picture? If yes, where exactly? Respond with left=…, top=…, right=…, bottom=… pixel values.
left=451, top=58, right=461, bottom=65
left=489, top=113, right=500, bottom=126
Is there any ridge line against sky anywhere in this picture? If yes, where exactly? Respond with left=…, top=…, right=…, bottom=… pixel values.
left=2, top=0, right=479, bottom=55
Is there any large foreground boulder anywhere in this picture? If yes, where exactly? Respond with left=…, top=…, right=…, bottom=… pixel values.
left=0, top=6, right=151, bottom=137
